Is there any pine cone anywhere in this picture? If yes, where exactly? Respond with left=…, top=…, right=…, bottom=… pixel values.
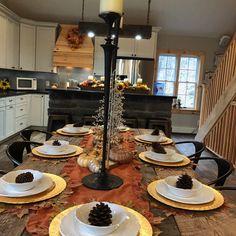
left=152, top=142, right=166, bottom=154
left=88, top=202, right=112, bottom=226
left=151, top=128, right=160, bottom=135
left=15, top=172, right=34, bottom=183
left=176, top=174, right=193, bottom=189
left=52, top=140, right=61, bottom=146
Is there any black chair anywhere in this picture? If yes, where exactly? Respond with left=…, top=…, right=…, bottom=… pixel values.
left=47, top=114, right=72, bottom=133
left=20, top=129, right=52, bottom=153
left=214, top=186, right=236, bottom=190
left=0, top=170, right=6, bottom=176
left=6, top=141, right=42, bottom=167
left=191, top=157, right=234, bottom=186
left=175, top=141, right=205, bottom=169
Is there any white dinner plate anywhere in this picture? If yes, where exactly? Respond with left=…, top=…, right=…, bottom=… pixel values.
left=62, top=126, right=90, bottom=134
left=144, top=150, right=184, bottom=163
left=59, top=208, right=140, bottom=236
left=137, top=134, right=167, bottom=143
left=156, top=180, right=215, bottom=204
left=37, top=145, right=77, bottom=156
left=0, top=174, right=54, bottom=197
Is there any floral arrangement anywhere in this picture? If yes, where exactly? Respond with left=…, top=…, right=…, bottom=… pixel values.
left=0, top=79, right=10, bottom=91
left=67, top=27, right=85, bottom=49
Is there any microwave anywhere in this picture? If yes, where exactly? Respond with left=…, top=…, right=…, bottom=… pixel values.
left=16, top=77, right=37, bottom=90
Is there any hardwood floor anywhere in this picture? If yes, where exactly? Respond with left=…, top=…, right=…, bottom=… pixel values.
left=0, top=132, right=235, bottom=191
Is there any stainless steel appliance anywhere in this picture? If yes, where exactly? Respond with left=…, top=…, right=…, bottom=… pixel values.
left=16, top=77, right=37, bottom=90
left=116, top=57, right=155, bottom=91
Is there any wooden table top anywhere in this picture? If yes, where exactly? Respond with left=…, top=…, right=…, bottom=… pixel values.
left=0, top=129, right=235, bottom=236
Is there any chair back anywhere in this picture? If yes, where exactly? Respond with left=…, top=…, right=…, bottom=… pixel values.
left=6, top=141, right=42, bottom=167
left=191, top=157, right=234, bottom=186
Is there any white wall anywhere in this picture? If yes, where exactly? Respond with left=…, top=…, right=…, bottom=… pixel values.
left=171, top=113, right=199, bottom=134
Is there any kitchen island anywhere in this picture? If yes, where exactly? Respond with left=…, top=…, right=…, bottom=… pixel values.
left=47, top=88, right=176, bottom=136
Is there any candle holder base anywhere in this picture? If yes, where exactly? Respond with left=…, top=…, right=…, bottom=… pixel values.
left=82, top=172, right=123, bottom=190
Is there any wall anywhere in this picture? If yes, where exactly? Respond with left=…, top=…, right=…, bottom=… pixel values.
left=157, top=33, right=222, bottom=133
left=157, top=33, right=221, bottom=72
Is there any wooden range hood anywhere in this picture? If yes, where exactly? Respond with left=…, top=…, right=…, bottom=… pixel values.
left=53, top=24, right=94, bottom=69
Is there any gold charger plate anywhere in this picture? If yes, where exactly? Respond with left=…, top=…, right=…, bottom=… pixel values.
left=147, top=180, right=224, bottom=211
left=32, top=145, right=83, bottom=159
left=49, top=204, right=152, bottom=236
left=56, top=129, right=93, bottom=136
left=135, top=136, right=173, bottom=145
left=139, top=152, right=190, bottom=167
left=0, top=173, right=66, bottom=204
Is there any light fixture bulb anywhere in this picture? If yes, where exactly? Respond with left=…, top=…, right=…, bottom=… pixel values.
left=88, top=31, right=95, bottom=38
left=135, top=35, right=142, bottom=40
left=111, top=34, right=116, bottom=39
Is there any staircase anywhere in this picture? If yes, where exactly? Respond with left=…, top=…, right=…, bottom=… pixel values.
left=196, top=33, right=236, bottom=164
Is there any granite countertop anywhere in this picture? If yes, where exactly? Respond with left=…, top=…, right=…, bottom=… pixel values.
left=0, top=90, right=49, bottom=98
left=46, top=88, right=177, bottom=99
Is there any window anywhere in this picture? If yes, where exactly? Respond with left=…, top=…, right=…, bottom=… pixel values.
left=156, top=50, right=204, bottom=110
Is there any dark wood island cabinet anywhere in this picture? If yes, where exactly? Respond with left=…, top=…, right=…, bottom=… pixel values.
left=47, top=89, right=176, bottom=136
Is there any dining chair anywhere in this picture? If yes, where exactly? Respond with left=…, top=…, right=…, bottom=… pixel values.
left=6, top=141, right=43, bottom=167
left=214, top=186, right=236, bottom=190
left=191, top=157, right=234, bottom=186
left=175, top=141, right=205, bottom=169
left=20, top=129, right=52, bottom=152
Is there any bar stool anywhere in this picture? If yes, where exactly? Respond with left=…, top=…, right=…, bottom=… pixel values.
left=82, top=116, right=96, bottom=126
left=123, top=117, right=138, bottom=128
left=147, top=118, right=172, bottom=137
left=47, top=114, right=72, bottom=133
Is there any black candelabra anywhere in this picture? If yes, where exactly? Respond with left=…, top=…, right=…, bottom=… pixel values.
left=82, top=12, right=123, bottom=190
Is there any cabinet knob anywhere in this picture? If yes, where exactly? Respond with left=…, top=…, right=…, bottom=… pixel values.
left=20, top=67, right=22, bottom=70
left=20, top=122, right=23, bottom=126
left=20, top=98, right=23, bottom=100
left=11, top=66, right=15, bottom=69
left=20, top=109, right=23, bottom=111
left=9, top=106, right=13, bottom=109
left=9, top=99, right=12, bottom=102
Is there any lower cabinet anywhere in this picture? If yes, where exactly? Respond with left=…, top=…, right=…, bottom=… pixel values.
left=0, top=93, right=49, bottom=142
left=5, top=105, right=16, bottom=137
left=0, top=106, right=5, bottom=141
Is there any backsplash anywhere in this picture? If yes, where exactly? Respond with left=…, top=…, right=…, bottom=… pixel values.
left=0, top=67, right=94, bottom=90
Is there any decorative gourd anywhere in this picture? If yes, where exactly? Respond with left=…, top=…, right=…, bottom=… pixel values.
left=77, top=153, right=95, bottom=168
left=109, top=146, right=133, bottom=163
left=88, top=159, right=100, bottom=173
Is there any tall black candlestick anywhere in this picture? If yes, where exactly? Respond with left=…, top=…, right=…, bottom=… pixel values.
left=82, top=12, right=123, bottom=190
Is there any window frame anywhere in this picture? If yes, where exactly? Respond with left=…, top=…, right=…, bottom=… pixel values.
left=156, top=49, right=205, bottom=111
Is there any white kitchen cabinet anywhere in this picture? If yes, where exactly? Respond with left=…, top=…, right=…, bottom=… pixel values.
left=43, top=95, right=49, bottom=126
left=117, top=32, right=157, bottom=58
left=36, top=26, right=56, bottom=72
left=5, top=104, right=15, bottom=137
left=0, top=106, right=5, bottom=141
left=0, top=14, right=7, bottom=68
left=30, top=94, right=44, bottom=126
left=6, top=18, right=19, bottom=69
left=19, top=23, right=36, bottom=71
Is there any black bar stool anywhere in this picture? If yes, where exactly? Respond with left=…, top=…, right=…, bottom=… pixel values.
left=47, top=114, right=72, bottom=133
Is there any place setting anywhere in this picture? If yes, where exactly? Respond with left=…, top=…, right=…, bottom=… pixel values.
left=32, top=139, right=83, bottom=159
left=0, top=169, right=66, bottom=204
left=147, top=174, right=224, bottom=211
left=139, top=142, right=190, bottom=167
left=56, top=123, right=93, bottom=136
left=135, top=128, right=173, bottom=145
left=49, top=201, right=153, bottom=236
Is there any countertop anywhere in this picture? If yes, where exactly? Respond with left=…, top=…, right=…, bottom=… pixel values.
left=0, top=90, right=49, bottom=98
left=46, top=88, right=177, bottom=99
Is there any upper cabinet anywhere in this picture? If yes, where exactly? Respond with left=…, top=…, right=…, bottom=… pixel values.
left=0, top=13, right=7, bottom=68
left=36, top=26, right=56, bottom=72
left=117, top=32, right=157, bottom=58
left=6, top=19, right=19, bottom=69
left=19, top=23, right=36, bottom=71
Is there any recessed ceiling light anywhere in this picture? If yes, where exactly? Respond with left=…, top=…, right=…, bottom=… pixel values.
left=88, top=31, right=95, bottom=38
left=135, top=35, right=142, bottom=40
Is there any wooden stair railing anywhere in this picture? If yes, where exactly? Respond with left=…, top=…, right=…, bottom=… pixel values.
left=204, top=97, right=236, bottom=165
left=196, top=33, right=236, bottom=142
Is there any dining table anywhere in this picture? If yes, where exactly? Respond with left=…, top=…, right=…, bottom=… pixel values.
left=0, top=128, right=236, bottom=236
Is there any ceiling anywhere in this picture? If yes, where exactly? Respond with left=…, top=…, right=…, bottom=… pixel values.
left=3, top=0, right=236, bottom=38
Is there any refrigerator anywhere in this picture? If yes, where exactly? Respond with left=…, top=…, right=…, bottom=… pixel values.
left=116, top=57, right=155, bottom=93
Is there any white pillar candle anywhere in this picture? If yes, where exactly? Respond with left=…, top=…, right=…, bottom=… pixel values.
left=123, top=78, right=129, bottom=83
left=120, top=15, right=124, bottom=29
left=100, top=0, right=123, bottom=15
left=137, top=78, right=143, bottom=84
left=100, top=76, right=105, bottom=82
